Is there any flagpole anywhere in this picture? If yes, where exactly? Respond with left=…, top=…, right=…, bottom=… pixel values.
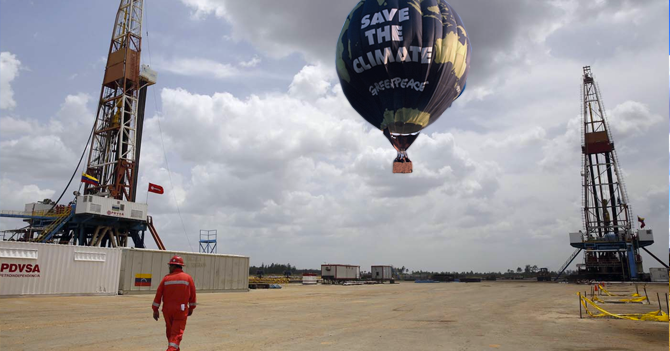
left=146, top=186, right=149, bottom=205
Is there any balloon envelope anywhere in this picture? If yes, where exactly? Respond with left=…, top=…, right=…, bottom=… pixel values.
left=336, top=0, right=471, bottom=136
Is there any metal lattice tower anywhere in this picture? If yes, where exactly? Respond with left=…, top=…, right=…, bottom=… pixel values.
left=0, top=0, right=165, bottom=250
left=581, top=66, right=631, bottom=240
left=85, top=0, right=144, bottom=201
left=199, top=230, right=217, bottom=254
left=554, top=67, right=660, bottom=281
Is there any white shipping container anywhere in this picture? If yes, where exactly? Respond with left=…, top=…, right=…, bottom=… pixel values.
left=371, top=265, right=393, bottom=281
left=649, top=267, right=668, bottom=282
left=0, top=241, right=122, bottom=296
left=569, top=232, right=583, bottom=244
left=75, top=195, right=147, bottom=222
left=322, top=264, right=360, bottom=280
left=637, top=229, right=654, bottom=243
left=118, top=248, right=249, bottom=294
left=337, top=265, right=360, bottom=280
left=24, top=202, right=53, bottom=213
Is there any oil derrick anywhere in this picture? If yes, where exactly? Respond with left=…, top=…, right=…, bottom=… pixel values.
left=85, top=0, right=144, bottom=201
left=555, top=67, right=656, bottom=281
left=0, top=0, right=164, bottom=249
left=581, top=67, right=631, bottom=239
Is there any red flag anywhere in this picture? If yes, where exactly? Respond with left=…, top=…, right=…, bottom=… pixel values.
left=148, top=183, right=164, bottom=194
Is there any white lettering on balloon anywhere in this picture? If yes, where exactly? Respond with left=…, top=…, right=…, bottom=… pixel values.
left=368, top=78, right=429, bottom=96
left=354, top=7, right=433, bottom=74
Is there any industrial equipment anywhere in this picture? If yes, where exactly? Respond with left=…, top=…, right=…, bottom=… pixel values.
left=302, top=273, right=318, bottom=285
left=536, top=268, right=551, bottom=282
left=555, top=67, right=666, bottom=281
left=0, top=0, right=163, bottom=249
left=199, top=230, right=217, bottom=254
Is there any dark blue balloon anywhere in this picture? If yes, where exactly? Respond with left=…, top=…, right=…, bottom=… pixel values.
left=336, top=0, right=470, bottom=138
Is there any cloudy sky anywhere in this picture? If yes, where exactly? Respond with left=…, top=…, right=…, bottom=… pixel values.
left=0, top=0, right=667, bottom=273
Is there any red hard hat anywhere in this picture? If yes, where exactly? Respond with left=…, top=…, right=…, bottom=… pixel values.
left=168, top=255, right=185, bottom=266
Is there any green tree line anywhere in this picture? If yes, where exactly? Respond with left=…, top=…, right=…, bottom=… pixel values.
left=249, top=263, right=320, bottom=275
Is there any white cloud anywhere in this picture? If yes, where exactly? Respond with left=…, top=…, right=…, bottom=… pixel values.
left=0, top=135, right=74, bottom=174
left=539, top=116, right=581, bottom=171
left=606, top=101, right=663, bottom=137
left=0, top=179, right=54, bottom=209
left=454, top=86, right=494, bottom=106
left=133, top=64, right=499, bottom=257
left=0, top=52, right=21, bottom=110
left=287, top=64, right=334, bottom=100
left=239, top=55, right=261, bottom=68
left=484, top=126, right=547, bottom=149
left=180, top=0, right=227, bottom=19
left=179, top=0, right=358, bottom=63
left=152, top=65, right=494, bottom=193
left=154, top=57, right=239, bottom=79
left=538, top=111, right=630, bottom=171
left=0, top=93, right=93, bottom=182
left=0, top=116, right=39, bottom=138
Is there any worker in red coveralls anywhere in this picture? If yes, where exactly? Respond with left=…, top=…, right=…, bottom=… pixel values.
left=152, top=255, right=197, bottom=351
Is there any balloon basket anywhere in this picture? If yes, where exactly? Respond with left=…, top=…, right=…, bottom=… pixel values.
left=384, top=129, right=418, bottom=174
left=393, top=160, right=413, bottom=174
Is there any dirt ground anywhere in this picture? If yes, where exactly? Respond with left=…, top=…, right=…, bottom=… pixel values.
left=0, top=281, right=667, bottom=351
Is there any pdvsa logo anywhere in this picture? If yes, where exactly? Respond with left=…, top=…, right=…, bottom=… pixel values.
left=0, top=263, right=41, bottom=277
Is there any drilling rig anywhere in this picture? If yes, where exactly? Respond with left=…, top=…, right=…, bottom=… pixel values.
left=0, top=0, right=165, bottom=250
left=554, top=67, right=665, bottom=281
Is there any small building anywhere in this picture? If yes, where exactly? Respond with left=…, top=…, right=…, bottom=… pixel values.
left=371, top=265, right=394, bottom=282
left=321, top=264, right=360, bottom=283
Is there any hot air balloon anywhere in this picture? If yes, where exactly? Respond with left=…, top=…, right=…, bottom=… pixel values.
left=336, top=0, right=470, bottom=173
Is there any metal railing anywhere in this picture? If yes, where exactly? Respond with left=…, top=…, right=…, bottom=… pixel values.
left=0, top=210, right=64, bottom=218
left=35, top=208, right=73, bottom=242
left=555, top=248, right=583, bottom=281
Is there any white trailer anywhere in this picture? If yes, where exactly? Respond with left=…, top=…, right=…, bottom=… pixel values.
left=0, top=241, right=122, bottom=297
left=321, top=264, right=360, bottom=284
left=118, top=248, right=249, bottom=294
left=371, top=265, right=394, bottom=282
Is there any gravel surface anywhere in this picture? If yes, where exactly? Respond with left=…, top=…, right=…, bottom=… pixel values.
left=0, top=281, right=667, bottom=350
